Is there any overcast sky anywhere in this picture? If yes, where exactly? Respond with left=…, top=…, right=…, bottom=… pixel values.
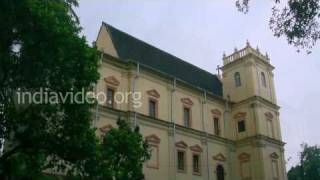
left=75, top=0, right=320, bottom=169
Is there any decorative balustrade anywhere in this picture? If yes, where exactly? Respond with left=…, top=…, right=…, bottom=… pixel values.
left=223, top=45, right=270, bottom=66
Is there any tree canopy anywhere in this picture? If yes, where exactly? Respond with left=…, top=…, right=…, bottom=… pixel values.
left=236, top=0, right=320, bottom=53
left=288, top=144, right=320, bottom=180
left=0, top=0, right=100, bottom=178
left=83, top=118, right=150, bottom=180
left=0, top=0, right=150, bottom=179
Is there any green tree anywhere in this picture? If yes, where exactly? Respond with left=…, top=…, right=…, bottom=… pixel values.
left=288, top=166, right=301, bottom=180
left=83, top=117, right=150, bottom=180
left=236, top=0, right=320, bottom=53
left=0, top=0, right=99, bottom=178
left=288, top=144, right=320, bottom=180
left=0, top=0, right=151, bottom=179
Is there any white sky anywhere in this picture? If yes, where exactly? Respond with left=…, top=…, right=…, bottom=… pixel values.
left=75, top=0, right=320, bottom=169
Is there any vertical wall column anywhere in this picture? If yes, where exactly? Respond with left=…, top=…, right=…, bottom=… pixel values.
left=268, top=71, right=274, bottom=102
left=201, top=137, right=209, bottom=180
left=129, top=63, right=139, bottom=127
left=255, top=64, right=262, bottom=97
left=270, top=72, right=277, bottom=103
left=275, top=112, right=282, bottom=140
left=119, top=70, right=127, bottom=111
left=251, top=103, right=261, bottom=136
left=280, top=148, right=288, bottom=180
left=224, top=99, right=235, bottom=180
left=168, top=126, right=176, bottom=180
left=93, top=52, right=104, bottom=127
left=227, top=146, right=236, bottom=180
left=224, top=96, right=234, bottom=140
left=128, top=72, right=134, bottom=112
left=201, top=91, right=210, bottom=180
left=253, top=142, right=266, bottom=180
left=168, top=79, right=176, bottom=180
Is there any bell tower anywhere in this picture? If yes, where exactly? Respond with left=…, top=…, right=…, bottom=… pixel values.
left=221, top=42, right=287, bottom=180
left=221, top=41, right=283, bottom=140
left=221, top=41, right=277, bottom=104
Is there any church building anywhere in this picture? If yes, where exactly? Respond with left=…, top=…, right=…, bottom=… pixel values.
left=94, top=22, right=287, bottom=180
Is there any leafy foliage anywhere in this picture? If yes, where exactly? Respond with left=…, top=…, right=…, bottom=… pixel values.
left=236, top=0, right=320, bottom=53
left=0, top=0, right=150, bottom=179
left=235, top=0, right=250, bottom=14
left=288, top=144, right=320, bottom=180
left=0, top=0, right=99, bottom=178
left=82, top=117, right=150, bottom=180
left=288, top=166, right=301, bottom=180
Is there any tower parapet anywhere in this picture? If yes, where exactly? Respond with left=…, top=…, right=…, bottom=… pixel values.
left=223, top=41, right=270, bottom=66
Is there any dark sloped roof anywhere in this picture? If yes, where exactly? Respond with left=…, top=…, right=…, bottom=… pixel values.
left=103, top=22, right=222, bottom=97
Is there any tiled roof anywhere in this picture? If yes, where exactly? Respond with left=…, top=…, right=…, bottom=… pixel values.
left=103, top=22, right=222, bottom=97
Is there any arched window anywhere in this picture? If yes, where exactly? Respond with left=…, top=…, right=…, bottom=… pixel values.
left=261, top=72, right=267, bottom=87
left=234, top=72, right=241, bottom=87
left=216, top=164, right=225, bottom=180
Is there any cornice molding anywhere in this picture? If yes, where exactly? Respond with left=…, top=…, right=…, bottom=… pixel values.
left=211, top=108, right=222, bottom=117
left=232, top=96, right=280, bottom=110
left=147, top=89, right=160, bottom=98
left=97, top=105, right=235, bottom=146
left=181, top=97, right=194, bottom=106
left=145, top=134, right=161, bottom=144
left=175, top=141, right=188, bottom=149
left=235, top=134, right=286, bottom=147
left=213, top=153, right=227, bottom=162
left=99, top=124, right=113, bottom=133
left=104, top=76, right=120, bottom=86
left=233, top=112, right=247, bottom=119
left=189, top=144, right=203, bottom=153
left=238, top=152, right=250, bottom=161
left=251, top=139, right=266, bottom=148
left=264, top=112, right=274, bottom=119
left=270, top=152, right=279, bottom=159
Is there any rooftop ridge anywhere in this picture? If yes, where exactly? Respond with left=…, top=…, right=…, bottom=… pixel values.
left=101, top=22, right=222, bottom=96
left=102, top=22, right=217, bottom=77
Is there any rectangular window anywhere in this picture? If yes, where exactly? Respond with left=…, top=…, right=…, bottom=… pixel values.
left=192, top=154, right=201, bottom=174
left=149, top=99, right=157, bottom=118
left=183, top=107, right=191, bottom=128
left=214, top=118, right=220, bottom=136
left=238, top=120, right=246, bottom=133
left=106, top=88, right=114, bottom=108
left=177, top=151, right=186, bottom=172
